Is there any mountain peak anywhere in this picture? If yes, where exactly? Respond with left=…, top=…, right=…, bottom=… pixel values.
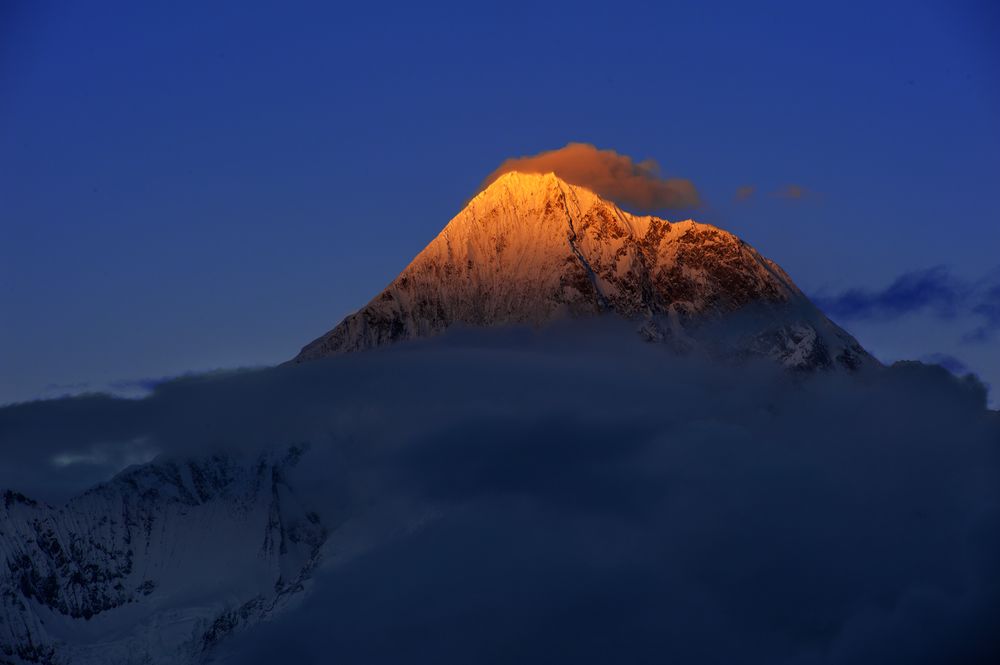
left=291, top=173, right=872, bottom=370
left=481, top=169, right=562, bottom=189
left=480, top=169, right=564, bottom=192
left=467, top=170, right=603, bottom=224
left=469, top=170, right=719, bottom=255
left=475, top=169, right=624, bottom=212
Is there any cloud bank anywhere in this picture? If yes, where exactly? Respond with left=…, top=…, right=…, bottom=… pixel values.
left=481, top=143, right=699, bottom=211
left=1, top=324, right=998, bottom=664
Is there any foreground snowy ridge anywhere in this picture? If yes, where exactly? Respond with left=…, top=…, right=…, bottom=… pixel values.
left=293, top=172, right=871, bottom=370
left=0, top=448, right=326, bottom=665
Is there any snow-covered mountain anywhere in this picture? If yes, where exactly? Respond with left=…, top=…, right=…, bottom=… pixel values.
left=292, top=172, right=872, bottom=370
left=0, top=171, right=878, bottom=665
left=0, top=449, right=325, bottom=665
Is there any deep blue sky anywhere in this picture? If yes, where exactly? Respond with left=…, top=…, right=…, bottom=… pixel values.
left=2, top=0, right=998, bottom=404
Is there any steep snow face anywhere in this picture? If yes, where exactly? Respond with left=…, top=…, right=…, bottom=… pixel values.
left=293, top=172, right=872, bottom=370
left=0, top=449, right=325, bottom=665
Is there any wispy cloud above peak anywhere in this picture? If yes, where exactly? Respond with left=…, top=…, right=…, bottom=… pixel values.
left=772, top=184, right=819, bottom=200
left=481, top=143, right=699, bottom=212
left=734, top=185, right=756, bottom=202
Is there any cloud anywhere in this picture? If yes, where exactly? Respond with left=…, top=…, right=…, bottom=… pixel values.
left=2, top=324, right=999, bottom=664
left=41, top=381, right=91, bottom=394
left=968, top=283, right=1000, bottom=342
left=813, top=266, right=1000, bottom=343
left=481, top=143, right=699, bottom=211
left=50, top=437, right=156, bottom=470
left=772, top=184, right=816, bottom=200
left=733, top=184, right=818, bottom=204
left=814, top=266, right=963, bottom=320
left=920, top=352, right=973, bottom=376
left=28, top=372, right=220, bottom=405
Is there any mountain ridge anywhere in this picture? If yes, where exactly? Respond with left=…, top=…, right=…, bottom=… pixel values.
left=293, top=172, right=872, bottom=370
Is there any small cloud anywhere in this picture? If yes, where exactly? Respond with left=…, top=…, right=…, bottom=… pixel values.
left=41, top=382, right=92, bottom=396
left=33, top=374, right=195, bottom=404
left=813, top=266, right=963, bottom=321
left=966, top=284, right=1000, bottom=342
left=107, top=377, right=170, bottom=397
left=772, top=184, right=816, bottom=200
left=814, top=266, right=1000, bottom=344
left=920, top=353, right=972, bottom=376
left=481, top=143, right=699, bottom=211
left=734, top=185, right=756, bottom=202
left=51, top=437, right=157, bottom=471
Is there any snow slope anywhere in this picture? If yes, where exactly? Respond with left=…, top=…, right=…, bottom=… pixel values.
left=0, top=448, right=325, bottom=665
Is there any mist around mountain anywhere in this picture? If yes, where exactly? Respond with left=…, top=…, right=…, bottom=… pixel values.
left=2, top=323, right=998, bottom=664
left=0, top=170, right=994, bottom=665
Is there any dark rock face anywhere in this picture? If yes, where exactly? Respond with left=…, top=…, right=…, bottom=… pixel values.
left=292, top=172, right=874, bottom=371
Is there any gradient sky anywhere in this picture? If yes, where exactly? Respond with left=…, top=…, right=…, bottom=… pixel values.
left=2, top=0, right=998, bottom=404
